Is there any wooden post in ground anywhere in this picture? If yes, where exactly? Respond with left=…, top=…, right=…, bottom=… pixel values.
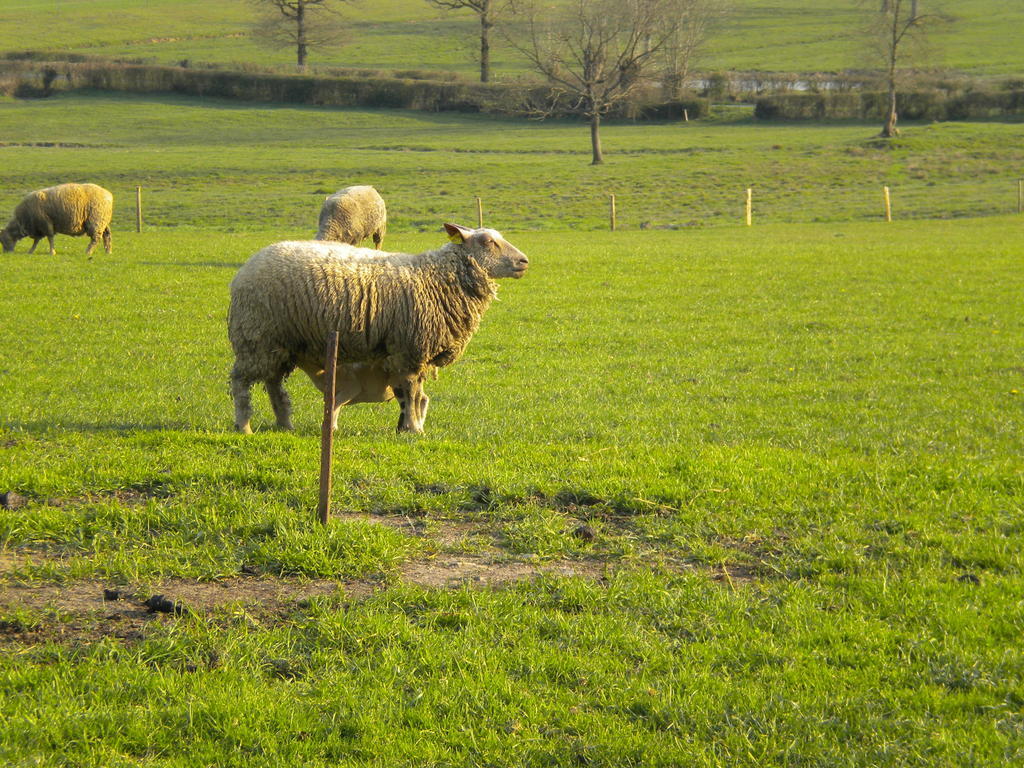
left=745, top=188, right=752, bottom=226
left=609, top=193, right=616, bottom=231
left=683, top=108, right=689, bottom=122
left=475, top=196, right=483, bottom=228
left=317, top=330, right=339, bottom=526
left=135, top=186, right=142, bottom=233
left=883, top=186, right=892, bottom=222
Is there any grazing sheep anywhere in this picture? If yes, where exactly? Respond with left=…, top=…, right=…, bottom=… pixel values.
left=0, top=183, right=113, bottom=256
left=316, top=185, right=387, bottom=248
left=228, top=223, right=529, bottom=434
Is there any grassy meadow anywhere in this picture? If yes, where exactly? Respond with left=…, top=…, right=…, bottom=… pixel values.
left=0, top=91, right=1022, bottom=764
left=0, top=92, right=1021, bottom=233
left=1, top=216, right=1022, bottom=765
left=1, top=0, right=1023, bottom=77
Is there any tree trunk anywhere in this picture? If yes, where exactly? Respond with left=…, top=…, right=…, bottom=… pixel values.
left=880, top=11, right=900, bottom=138
left=296, top=1, right=308, bottom=70
left=881, top=77, right=899, bottom=137
left=590, top=112, right=604, bottom=165
left=480, top=8, right=492, bottom=83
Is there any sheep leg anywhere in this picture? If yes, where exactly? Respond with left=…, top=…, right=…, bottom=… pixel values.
left=393, top=382, right=412, bottom=433
left=230, top=369, right=255, bottom=435
left=46, top=235, right=56, bottom=256
left=413, top=388, right=430, bottom=432
left=27, top=238, right=40, bottom=254
left=85, top=234, right=99, bottom=256
left=393, top=375, right=426, bottom=434
left=372, top=230, right=383, bottom=249
left=265, top=374, right=293, bottom=431
left=102, top=227, right=112, bottom=253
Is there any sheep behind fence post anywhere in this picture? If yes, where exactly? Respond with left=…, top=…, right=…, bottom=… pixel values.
left=228, top=224, right=530, bottom=435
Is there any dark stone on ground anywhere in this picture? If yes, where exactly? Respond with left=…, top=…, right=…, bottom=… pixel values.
left=1, top=491, right=26, bottom=510
left=572, top=524, right=596, bottom=542
left=145, top=594, right=184, bottom=614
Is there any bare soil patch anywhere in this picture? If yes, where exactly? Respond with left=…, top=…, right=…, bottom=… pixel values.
left=334, top=509, right=501, bottom=550
left=0, top=552, right=614, bottom=647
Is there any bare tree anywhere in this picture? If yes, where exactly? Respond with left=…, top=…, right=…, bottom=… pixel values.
left=250, top=0, right=351, bottom=70
left=508, top=0, right=684, bottom=164
left=662, top=0, right=728, bottom=99
left=883, top=0, right=919, bottom=14
left=425, top=0, right=514, bottom=83
left=866, top=0, right=942, bottom=138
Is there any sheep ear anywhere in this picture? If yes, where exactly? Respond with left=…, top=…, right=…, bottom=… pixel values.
left=444, top=223, right=473, bottom=243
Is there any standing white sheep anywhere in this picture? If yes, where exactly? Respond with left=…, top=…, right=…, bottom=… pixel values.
left=316, top=185, right=387, bottom=248
left=0, top=183, right=113, bottom=256
left=228, top=223, right=529, bottom=434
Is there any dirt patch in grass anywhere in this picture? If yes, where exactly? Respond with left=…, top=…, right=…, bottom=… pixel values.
left=0, top=553, right=614, bottom=646
left=334, top=509, right=500, bottom=550
left=0, top=498, right=752, bottom=647
left=0, top=555, right=609, bottom=612
left=1, top=482, right=172, bottom=513
left=400, top=555, right=605, bottom=589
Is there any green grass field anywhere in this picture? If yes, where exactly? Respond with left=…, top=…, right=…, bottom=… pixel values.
left=1, top=0, right=1023, bottom=78
left=1, top=214, right=1022, bottom=764
left=0, top=92, right=1021, bottom=234
left=0, top=75, right=1022, bottom=766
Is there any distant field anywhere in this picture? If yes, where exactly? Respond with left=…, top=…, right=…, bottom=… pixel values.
left=0, top=0, right=1022, bottom=77
left=1, top=218, right=1021, bottom=765
left=0, top=92, right=1021, bottom=234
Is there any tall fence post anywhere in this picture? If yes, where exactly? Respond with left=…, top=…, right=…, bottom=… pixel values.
left=745, top=188, right=752, bottom=226
left=317, top=330, right=339, bottom=527
left=609, top=193, right=616, bottom=231
left=475, top=196, right=483, bottom=228
left=135, top=186, right=142, bottom=233
left=883, top=185, right=892, bottom=222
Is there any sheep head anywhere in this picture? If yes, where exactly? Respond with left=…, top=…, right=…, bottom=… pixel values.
left=445, top=223, right=529, bottom=279
left=0, top=221, right=22, bottom=253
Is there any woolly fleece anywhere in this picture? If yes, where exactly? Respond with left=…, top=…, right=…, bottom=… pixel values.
left=227, top=227, right=528, bottom=433
left=0, top=183, right=113, bottom=256
left=315, top=185, right=387, bottom=248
